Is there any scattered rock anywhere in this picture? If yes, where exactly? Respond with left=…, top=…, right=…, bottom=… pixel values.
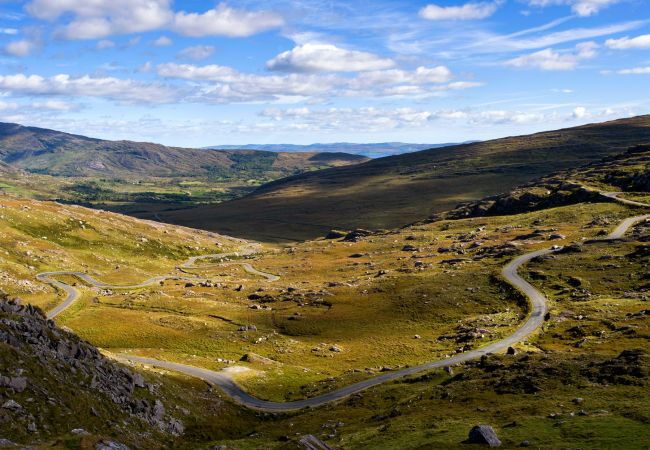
left=506, top=347, right=517, bottom=356
left=343, top=229, right=373, bottom=242
left=468, top=425, right=502, bottom=447
left=325, top=230, right=347, bottom=239
left=2, top=399, right=22, bottom=411
left=240, top=353, right=277, bottom=365
left=132, top=373, right=146, bottom=388
left=96, top=440, right=130, bottom=450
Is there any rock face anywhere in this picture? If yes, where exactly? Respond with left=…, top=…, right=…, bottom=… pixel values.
left=0, top=294, right=183, bottom=442
left=468, top=425, right=502, bottom=447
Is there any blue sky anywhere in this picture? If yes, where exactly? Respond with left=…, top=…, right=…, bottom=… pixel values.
left=0, top=0, right=649, bottom=146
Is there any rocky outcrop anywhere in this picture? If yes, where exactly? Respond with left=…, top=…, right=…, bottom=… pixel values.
left=0, top=293, right=183, bottom=442
left=427, top=145, right=650, bottom=222
left=468, top=425, right=502, bottom=447
left=442, top=181, right=600, bottom=220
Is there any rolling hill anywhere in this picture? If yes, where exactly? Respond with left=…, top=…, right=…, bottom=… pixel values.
left=0, top=122, right=368, bottom=178
left=158, top=115, right=650, bottom=242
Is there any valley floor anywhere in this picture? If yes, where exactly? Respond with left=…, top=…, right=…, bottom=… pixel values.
left=1, top=185, right=649, bottom=448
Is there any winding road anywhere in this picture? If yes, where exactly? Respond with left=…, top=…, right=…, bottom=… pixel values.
left=40, top=244, right=278, bottom=320
left=40, top=192, right=649, bottom=412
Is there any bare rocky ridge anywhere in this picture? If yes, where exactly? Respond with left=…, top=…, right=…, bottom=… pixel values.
left=0, top=292, right=182, bottom=447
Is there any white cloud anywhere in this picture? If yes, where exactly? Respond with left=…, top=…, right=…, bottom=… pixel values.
left=266, top=43, right=395, bottom=73
left=351, top=66, right=453, bottom=85
left=571, top=0, right=619, bottom=16
left=27, top=0, right=173, bottom=40
left=177, top=45, right=215, bottom=61
left=172, top=4, right=284, bottom=38
left=527, top=0, right=619, bottom=16
left=573, top=106, right=587, bottom=118
left=4, top=40, right=37, bottom=57
left=0, top=101, right=18, bottom=111
left=32, top=100, right=80, bottom=111
left=255, top=105, right=631, bottom=133
left=153, top=36, right=172, bottom=46
left=158, top=63, right=339, bottom=102
left=157, top=63, right=239, bottom=81
left=617, top=66, right=650, bottom=75
left=419, top=2, right=500, bottom=20
left=96, top=39, right=115, bottom=50
left=0, top=74, right=178, bottom=104
left=0, top=28, right=18, bottom=35
left=156, top=62, right=474, bottom=103
left=25, top=1, right=281, bottom=40
left=606, top=34, right=650, bottom=50
left=504, top=41, right=597, bottom=71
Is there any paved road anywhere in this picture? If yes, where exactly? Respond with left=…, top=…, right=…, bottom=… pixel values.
left=39, top=245, right=278, bottom=319
left=43, top=191, right=649, bottom=412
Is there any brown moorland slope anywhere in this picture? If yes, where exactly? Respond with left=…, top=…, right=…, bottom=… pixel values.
left=158, top=115, right=650, bottom=242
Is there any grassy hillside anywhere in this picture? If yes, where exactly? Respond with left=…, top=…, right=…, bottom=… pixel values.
left=439, top=143, right=650, bottom=220
left=0, top=122, right=368, bottom=219
left=2, top=188, right=648, bottom=448
left=0, top=141, right=649, bottom=447
left=159, top=115, right=650, bottom=242
left=0, top=122, right=368, bottom=178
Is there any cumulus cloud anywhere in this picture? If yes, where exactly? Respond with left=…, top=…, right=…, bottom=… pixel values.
left=32, top=100, right=80, bottom=111
left=177, top=45, right=215, bottom=61
left=573, top=106, right=587, bottom=118
left=527, top=0, right=619, bottom=16
left=172, top=4, right=284, bottom=37
left=351, top=66, right=453, bottom=85
left=617, top=66, right=650, bottom=75
left=419, top=1, right=500, bottom=20
left=504, top=41, right=597, bottom=71
left=96, top=39, right=115, bottom=50
left=571, top=0, right=619, bottom=16
left=25, top=1, right=282, bottom=40
left=27, top=0, right=173, bottom=39
left=158, top=63, right=339, bottom=102
left=4, top=40, right=38, bottom=57
left=0, top=74, right=178, bottom=104
left=267, top=44, right=395, bottom=73
left=606, top=34, right=650, bottom=50
left=256, top=105, right=629, bottom=133
left=153, top=36, right=172, bottom=46
left=0, top=101, right=19, bottom=111
left=156, top=62, right=475, bottom=102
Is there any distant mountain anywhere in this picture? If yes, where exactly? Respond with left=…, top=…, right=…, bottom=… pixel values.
left=205, top=142, right=473, bottom=158
left=0, top=122, right=369, bottom=179
left=161, top=115, right=650, bottom=242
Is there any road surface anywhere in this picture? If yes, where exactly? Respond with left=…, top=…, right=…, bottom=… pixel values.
left=39, top=245, right=278, bottom=320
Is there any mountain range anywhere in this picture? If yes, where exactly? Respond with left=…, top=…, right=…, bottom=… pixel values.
left=206, top=142, right=474, bottom=158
